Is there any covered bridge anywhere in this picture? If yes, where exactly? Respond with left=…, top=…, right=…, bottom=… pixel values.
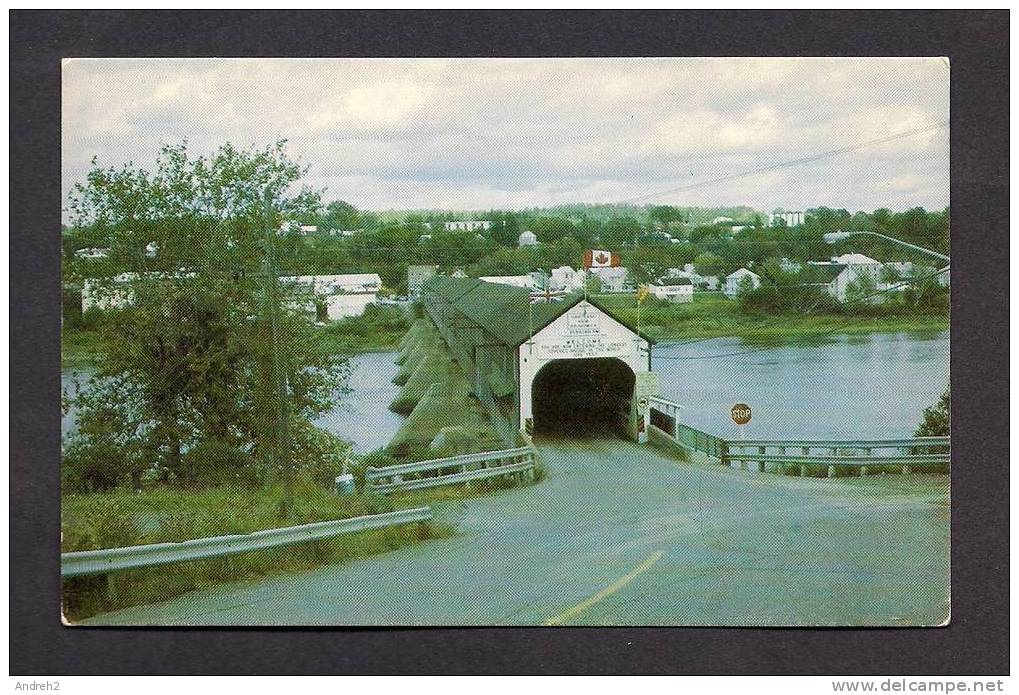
left=420, top=276, right=656, bottom=442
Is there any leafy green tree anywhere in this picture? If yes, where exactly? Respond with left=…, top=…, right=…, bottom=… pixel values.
left=64, top=141, right=347, bottom=499
left=915, top=388, right=949, bottom=437
left=693, top=251, right=724, bottom=277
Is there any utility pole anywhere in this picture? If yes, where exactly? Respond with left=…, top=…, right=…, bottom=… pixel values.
left=261, top=188, right=294, bottom=519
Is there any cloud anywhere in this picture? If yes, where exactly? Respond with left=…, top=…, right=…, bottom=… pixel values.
left=62, top=58, right=950, bottom=216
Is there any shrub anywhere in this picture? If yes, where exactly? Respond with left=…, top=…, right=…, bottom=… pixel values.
left=176, top=440, right=257, bottom=488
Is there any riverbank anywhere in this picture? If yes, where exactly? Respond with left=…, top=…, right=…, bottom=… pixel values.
left=61, top=484, right=440, bottom=621
left=61, top=304, right=412, bottom=369
left=593, top=293, right=949, bottom=342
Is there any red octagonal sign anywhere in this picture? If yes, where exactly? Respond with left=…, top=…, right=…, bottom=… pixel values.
left=730, top=403, right=752, bottom=425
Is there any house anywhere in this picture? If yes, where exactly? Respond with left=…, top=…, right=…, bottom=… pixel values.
left=711, top=216, right=734, bottom=225
left=589, top=266, right=632, bottom=293
left=649, top=278, right=693, bottom=303
left=280, top=273, right=383, bottom=320
left=769, top=210, right=804, bottom=227
left=779, top=257, right=803, bottom=273
left=444, top=220, right=492, bottom=233
left=549, top=266, right=586, bottom=293
left=832, top=253, right=881, bottom=267
left=407, top=265, right=439, bottom=297
left=81, top=272, right=138, bottom=312
left=667, top=267, right=718, bottom=291
left=74, top=247, right=110, bottom=260
left=478, top=274, right=540, bottom=290
left=81, top=270, right=199, bottom=313
left=518, top=230, right=538, bottom=247
left=723, top=268, right=762, bottom=297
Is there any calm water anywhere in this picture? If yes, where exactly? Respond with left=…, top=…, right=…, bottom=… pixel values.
left=652, top=331, right=949, bottom=440
left=62, top=332, right=949, bottom=449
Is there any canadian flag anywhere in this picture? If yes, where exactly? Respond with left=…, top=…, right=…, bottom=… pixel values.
left=584, top=249, right=620, bottom=269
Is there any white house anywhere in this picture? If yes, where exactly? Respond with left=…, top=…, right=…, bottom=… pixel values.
left=724, top=268, right=762, bottom=297
left=74, top=247, right=110, bottom=260
left=769, top=210, right=804, bottom=227
left=479, top=275, right=538, bottom=290
left=280, top=273, right=383, bottom=320
left=444, top=220, right=492, bottom=232
left=711, top=216, right=734, bottom=225
left=81, top=273, right=138, bottom=312
left=588, top=266, right=632, bottom=293
left=549, top=266, right=586, bottom=292
left=518, top=230, right=538, bottom=247
left=649, top=281, right=694, bottom=303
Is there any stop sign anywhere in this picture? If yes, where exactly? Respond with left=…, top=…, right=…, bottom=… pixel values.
left=730, top=403, right=752, bottom=425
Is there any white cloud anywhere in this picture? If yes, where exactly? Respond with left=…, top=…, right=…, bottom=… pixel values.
left=61, top=57, right=950, bottom=216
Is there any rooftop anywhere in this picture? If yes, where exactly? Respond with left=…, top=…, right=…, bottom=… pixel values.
left=422, top=276, right=654, bottom=348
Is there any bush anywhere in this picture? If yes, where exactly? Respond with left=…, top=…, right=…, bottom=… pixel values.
left=915, top=389, right=950, bottom=437
left=176, top=440, right=257, bottom=488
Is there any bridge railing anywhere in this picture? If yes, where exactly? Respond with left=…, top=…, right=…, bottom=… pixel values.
left=366, top=445, right=536, bottom=494
left=725, top=437, right=950, bottom=476
left=61, top=507, right=433, bottom=578
left=646, top=398, right=949, bottom=477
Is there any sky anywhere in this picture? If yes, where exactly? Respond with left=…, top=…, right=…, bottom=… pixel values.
left=62, top=57, right=949, bottom=217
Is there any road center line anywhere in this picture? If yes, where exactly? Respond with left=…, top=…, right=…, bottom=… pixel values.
left=543, top=550, right=664, bottom=626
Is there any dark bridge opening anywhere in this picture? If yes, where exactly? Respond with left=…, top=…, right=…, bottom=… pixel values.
left=531, top=358, right=636, bottom=437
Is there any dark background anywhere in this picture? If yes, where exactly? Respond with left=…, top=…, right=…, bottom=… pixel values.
left=11, top=10, right=1009, bottom=675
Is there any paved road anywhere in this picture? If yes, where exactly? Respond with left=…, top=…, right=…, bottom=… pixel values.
left=84, top=437, right=949, bottom=626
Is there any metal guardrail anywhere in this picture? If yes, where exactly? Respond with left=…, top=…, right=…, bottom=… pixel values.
left=366, top=446, right=535, bottom=493
left=61, top=507, right=433, bottom=578
left=646, top=400, right=949, bottom=477
left=724, top=436, right=949, bottom=475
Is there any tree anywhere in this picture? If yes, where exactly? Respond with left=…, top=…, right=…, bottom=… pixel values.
left=64, top=141, right=347, bottom=506
left=915, top=388, right=949, bottom=437
left=693, top=251, right=724, bottom=277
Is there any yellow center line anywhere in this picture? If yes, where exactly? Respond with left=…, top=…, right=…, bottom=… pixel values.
left=543, top=550, right=664, bottom=626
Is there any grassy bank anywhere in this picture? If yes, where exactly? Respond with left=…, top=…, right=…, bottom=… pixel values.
left=62, top=329, right=108, bottom=370
left=593, top=293, right=949, bottom=342
left=61, top=484, right=438, bottom=621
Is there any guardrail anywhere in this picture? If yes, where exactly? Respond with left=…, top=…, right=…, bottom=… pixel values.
left=61, top=507, right=433, bottom=578
left=366, top=446, right=535, bottom=494
left=725, top=436, right=949, bottom=476
left=646, top=401, right=949, bottom=477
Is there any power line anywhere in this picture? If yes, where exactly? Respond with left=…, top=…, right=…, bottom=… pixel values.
left=616, top=121, right=948, bottom=206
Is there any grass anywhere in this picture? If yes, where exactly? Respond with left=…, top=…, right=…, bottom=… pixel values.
left=61, top=483, right=439, bottom=621
left=593, top=293, right=949, bottom=343
left=61, top=328, right=107, bottom=370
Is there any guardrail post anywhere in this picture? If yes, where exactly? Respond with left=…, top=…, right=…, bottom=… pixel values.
left=720, top=441, right=730, bottom=467
left=827, top=464, right=836, bottom=478
left=757, top=446, right=766, bottom=473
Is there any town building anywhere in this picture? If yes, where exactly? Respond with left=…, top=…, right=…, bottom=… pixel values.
left=723, top=268, right=762, bottom=297
left=407, top=265, right=439, bottom=297
left=280, top=273, right=383, bottom=320
left=444, top=220, right=493, bottom=233
left=649, top=279, right=694, bottom=303
left=549, top=266, right=586, bottom=293
left=518, top=230, right=538, bottom=247
left=588, top=266, right=633, bottom=293
left=769, top=210, right=804, bottom=227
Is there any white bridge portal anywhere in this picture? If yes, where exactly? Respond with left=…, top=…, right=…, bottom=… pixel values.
left=421, top=277, right=656, bottom=442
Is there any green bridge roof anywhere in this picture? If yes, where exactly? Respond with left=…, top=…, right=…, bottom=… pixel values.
left=422, top=275, right=655, bottom=348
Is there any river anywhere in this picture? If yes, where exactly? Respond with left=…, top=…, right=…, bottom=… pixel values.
left=62, top=331, right=949, bottom=449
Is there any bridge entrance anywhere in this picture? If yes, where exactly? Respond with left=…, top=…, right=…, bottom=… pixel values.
left=531, top=358, right=636, bottom=437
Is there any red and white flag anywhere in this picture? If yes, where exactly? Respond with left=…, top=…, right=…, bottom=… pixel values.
left=583, top=249, right=620, bottom=268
